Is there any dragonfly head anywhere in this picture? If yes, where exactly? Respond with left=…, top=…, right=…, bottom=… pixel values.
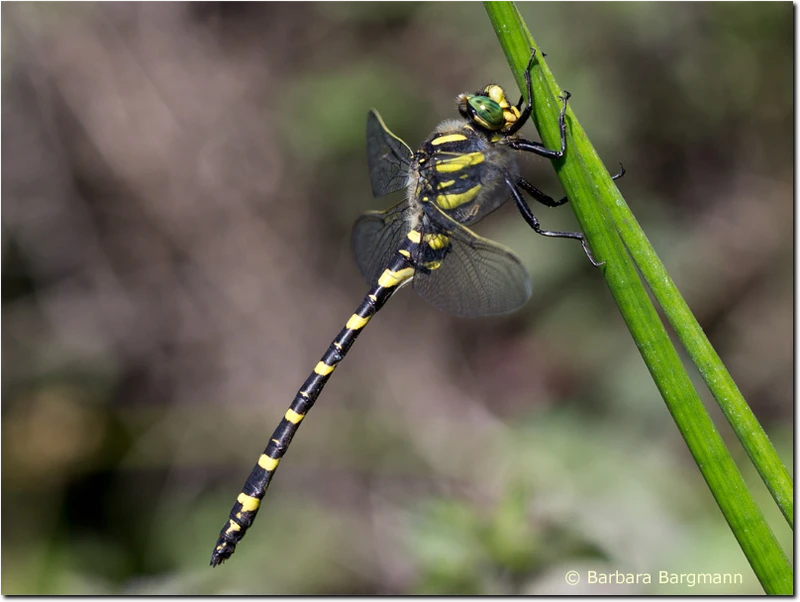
left=457, top=85, right=521, bottom=133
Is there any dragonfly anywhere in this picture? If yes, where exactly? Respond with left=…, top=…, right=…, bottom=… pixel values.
left=211, top=48, right=622, bottom=566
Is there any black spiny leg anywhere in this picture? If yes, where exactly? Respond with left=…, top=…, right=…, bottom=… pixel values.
left=518, top=163, right=627, bottom=208
left=517, top=178, right=568, bottom=208
left=507, top=92, right=571, bottom=159
left=505, top=175, right=603, bottom=267
left=505, top=48, right=538, bottom=135
left=504, top=47, right=570, bottom=160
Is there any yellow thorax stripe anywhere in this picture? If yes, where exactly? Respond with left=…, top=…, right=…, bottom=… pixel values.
left=431, top=133, right=468, bottom=145
left=436, top=184, right=482, bottom=210
left=434, top=152, right=485, bottom=173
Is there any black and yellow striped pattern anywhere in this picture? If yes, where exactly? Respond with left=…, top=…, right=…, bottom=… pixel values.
left=210, top=229, right=445, bottom=567
left=211, top=47, right=591, bottom=567
left=413, top=126, right=514, bottom=228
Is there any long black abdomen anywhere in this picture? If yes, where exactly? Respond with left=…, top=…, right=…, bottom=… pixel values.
left=209, top=249, right=416, bottom=567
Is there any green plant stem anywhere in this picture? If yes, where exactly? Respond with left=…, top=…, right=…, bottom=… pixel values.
left=611, top=200, right=793, bottom=529
left=484, top=2, right=792, bottom=594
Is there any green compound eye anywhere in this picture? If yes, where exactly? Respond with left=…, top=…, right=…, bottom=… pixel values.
left=467, top=96, right=505, bottom=130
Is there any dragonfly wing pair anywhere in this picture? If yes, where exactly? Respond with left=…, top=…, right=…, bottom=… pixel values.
left=212, top=102, right=539, bottom=568
left=354, top=109, right=532, bottom=317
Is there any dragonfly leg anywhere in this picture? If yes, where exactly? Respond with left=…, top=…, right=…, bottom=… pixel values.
left=505, top=175, right=603, bottom=267
left=518, top=163, right=626, bottom=208
left=506, top=91, right=571, bottom=158
left=517, top=178, right=568, bottom=208
left=505, top=48, right=538, bottom=135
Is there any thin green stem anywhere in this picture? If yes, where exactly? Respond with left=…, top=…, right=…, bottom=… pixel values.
left=611, top=203, right=793, bottom=528
left=484, top=2, right=792, bottom=594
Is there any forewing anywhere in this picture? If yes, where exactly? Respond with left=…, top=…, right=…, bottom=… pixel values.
left=367, top=109, right=414, bottom=198
left=351, top=200, right=413, bottom=286
left=413, top=208, right=531, bottom=317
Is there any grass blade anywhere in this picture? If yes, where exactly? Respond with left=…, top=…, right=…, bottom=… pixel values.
left=484, top=1, right=792, bottom=594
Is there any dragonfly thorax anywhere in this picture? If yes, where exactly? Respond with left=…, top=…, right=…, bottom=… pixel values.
left=412, top=120, right=519, bottom=226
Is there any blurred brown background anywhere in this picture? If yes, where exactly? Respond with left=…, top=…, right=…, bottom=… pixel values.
left=2, top=2, right=792, bottom=595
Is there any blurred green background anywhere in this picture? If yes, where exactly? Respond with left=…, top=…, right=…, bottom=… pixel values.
left=2, top=2, right=792, bottom=595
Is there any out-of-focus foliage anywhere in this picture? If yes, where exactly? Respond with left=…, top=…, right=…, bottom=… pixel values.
left=2, top=2, right=791, bottom=595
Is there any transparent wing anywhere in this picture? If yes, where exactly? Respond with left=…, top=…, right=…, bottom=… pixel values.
left=351, top=200, right=413, bottom=286
left=367, top=109, right=414, bottom=198
left=413, top=206, right=532, bottom=317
